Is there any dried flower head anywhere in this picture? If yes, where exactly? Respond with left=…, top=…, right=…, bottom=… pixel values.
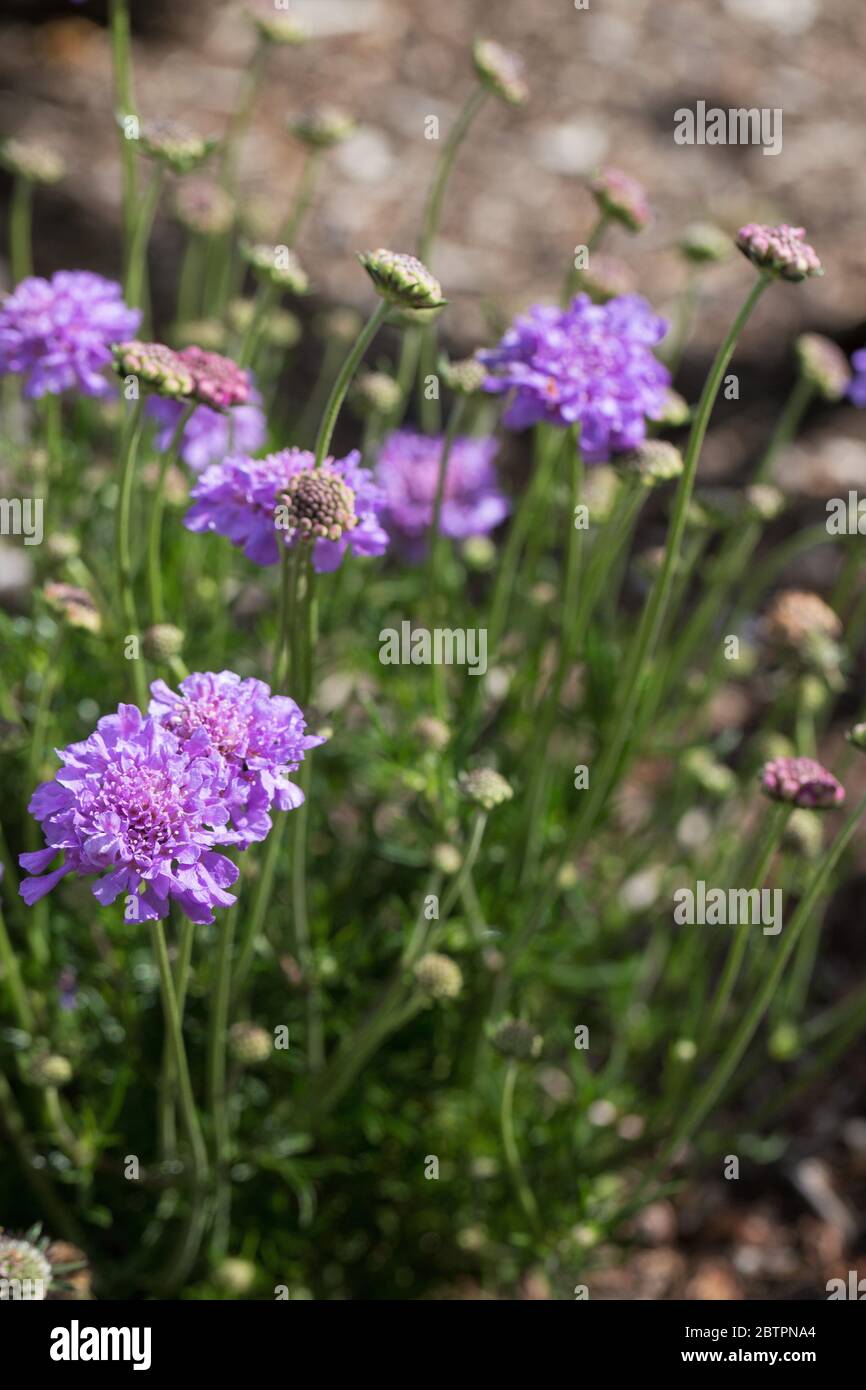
left=174, top=179, right=234, bottom=237
left=140, top=120, right=217, bottom=175
left=242, top=242, right=309, bottom=295
left=459, top=767, right=513, bottom=811
left=472, top=38, right=529, bottom=107
left=0, top=137, right=64, bottom=185
left=43, top=583, right=101, bottom=634
left=491, top=1018, right=543, bottom=1061
left=414, top=952, right=463, bottom=1001
left=795, top=333, right=851, bottom=401
left=760, top=756, right=844, bottom=809
left=620, top=439, right=684, bottom=487
left=113, top=340, right=195, bottom=398
left=0, top=272, right=141, bottom=398
left=736, top=223, right=823, bottom=281
left=590, top=168, right=651, bottom=233
left=0, top=1234, right=52, bottom=1298
left=359, top=249, right=446, bottom=311
left=289, top=107, right=355, bottom=148
left=228, top=1021, right=272, bottom=1065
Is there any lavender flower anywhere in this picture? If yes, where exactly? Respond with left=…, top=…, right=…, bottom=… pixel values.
left=185, top=448, right=388, bottom=573
left=149, top=672, right=325, bottom=846
left=148, top=389, right=266, bottom=471
left=0, top=272, right=141, bottom=398
left=478, top=293, right=670, bottom=460
left=736, top=224, right=823, bottom=282
left=19, top=704, right=239, bottom=924
left=376, top=428, right=510, bottom=558
left=760, top=756, right=844, bottom=809
left=848, top=348, right=866, bottom=408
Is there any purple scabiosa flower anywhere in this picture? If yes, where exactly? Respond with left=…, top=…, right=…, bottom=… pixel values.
left=0, top=272, right=141, bottom=399
left=376, top=428, right=510, bottom=559
left=149, top=671, right=325, bottom=846
left=18, top=704, right=239, bottom=925
left=180, top=345, right=251, bottom=411
left=736, top=224, right=823, bottom=282
left=848, top=348, right=866, bottom=408
left=478, top=293, right=670, bottom=460
left=185, top=448, right=389, bottom=573
left=147, top=388, right=267, bottom=472
left=760, top=756, right=844, bottom=810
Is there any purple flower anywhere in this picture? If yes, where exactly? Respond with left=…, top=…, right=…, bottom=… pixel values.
left=376, top=428, right=510, bottom=559
left=760, top=756, right=844, bottom=809
left=149, top=671, right=325, bottom=846
left=848, top=348, right=866, bottom=409
left=478, top=293, right=670, bottom=461
left=147, top=390, right=267, bottom=472
left=19, top=705, right=238, bottom=924
left=0, top=272, right=141, bottom=398
left=736, top=224, right=823, bottom=282
left=185, top=448, right=389, bottom=573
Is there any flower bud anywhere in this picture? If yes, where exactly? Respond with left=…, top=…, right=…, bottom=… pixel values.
left=140, top=120, right=217, bottom=175
left=579, top=253, right=635, bottom=304
left=242, top=243, right=309, bottom=295
left=744, top=483, right=784, bottom=522
left=760, top=756, right=844, bottom=809
left=795, top=333, right=851, bottom=401
left=413, top=951, right=463, bottom=1001
left=736, top=223, right=823, bottom=282
left=431, top=843, right=462, bottom=875
left=620, top=439, right=683, bottom=488
left=113, top=341, right=195, bottom=398
left=782, top=808, right=824, bottom=859
left=440, top=356, right=487, bottom=396
left=491, top=1018, right=543, bottom=1061
left=678, top=222, right=731, bottom=265
left=289, top=107, right=355, bottom=148
left=350, top=370, right=402, bottom=419
left=413, top=715, right=450, bottom=752
left=228, top=1022, right=272, bottom=1065
left=174, top=179, right=234, bottom=237
left=462, top=536, right=496, bottom=571
left=0, top=137, right=64, bottom=185
left=143, top=624, right=185, bottom=663
left=590, top=167, right=650, bottom=233
left=359, top=249, right=446, bottom=311
left=28, top=1052, right=73, bottom=1088
left=472, top=38, right=529, bottom=107
left=43, top=583, right=101, bottom=634
left=655, top=388, right=691, bottom=429
left=214, top=1256, right=257, bottom=1293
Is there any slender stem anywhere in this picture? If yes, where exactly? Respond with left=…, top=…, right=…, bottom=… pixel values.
left=109, top=0, right=138, bottom=272
left=207, top=904, right=236, bottom=1214
left=0, top=905, right=34, bottom=1032
left=427, top=396, right=466, bottom=715
left=279, top=148, right=322, bottom=246
left=115, top=398, right=149, bottom=708
left=220, top=38, right=268, bottom=191
left=500, top=1062, right=539, bottom=1228
left=418, top=86, right=488, bottom=264
left=238, top=280, right=277, bottom=371
left=124, top=166, right=164, bottom=313
left=147, top=403, right=195, bottom=625
left=174, top=231, right=205, bottom=328
left=561, top=210, right=609, bottom=304
left=149, top=919, right=208, bottom=1183
left=440, top=811, right=488, bottom=921
left=9, top=177, right=33, bottom=283
left=292, top=756, right=321, bottom=1070
left=314, top=301, right=389, bottom=467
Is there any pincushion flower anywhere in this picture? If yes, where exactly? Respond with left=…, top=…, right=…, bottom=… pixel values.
left=847, top=348, right=866, bottom=408
left=181, top=346, right=252, bottom=410
left=149, top=671, right=325, bottom=846
left=147, top=389, right=267, bottom=472
left=760, top=756, right=844, bottom=809
left=19, top=704, right=239, bottom=924
left=736, top=224, right=822, bottom=282
left=185, top=447, right=388, bottom=572
left=478, top=293, right=670, bottom=460
left=0, top=271, right=141, bottom=398
left=376, top=428, right=510, bottom=559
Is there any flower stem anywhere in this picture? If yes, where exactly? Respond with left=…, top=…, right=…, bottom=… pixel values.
left=0, top=904, right=34, bottom=1033
left=207, top=902, right=236, bottom=1255
left=149, top=918, right=209, bottom=1185
left=109, top=0, right=138, bottom=273
left=427, top=395, right=466, bottom=716
left=279, top=147, right=322, bottom=245
left=9, top=176, right=33, bottom=283
left=418, top=85, right=488, bottom=265
left=561, top=210, right=609, bottom=304
left=500, top=1062, right=539, bottom=1229
left=114, top=397, right=149, bottom=708
left=314, top=300, right=389, bottom=467
left=220, top=37, right=268, bottom=191
left=124, top=165, right=164, bottom=316
left=147, top=402, right=195, bottom=625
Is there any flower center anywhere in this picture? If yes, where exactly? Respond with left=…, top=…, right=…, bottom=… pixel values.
left=279, top=468, right=358, bottom=542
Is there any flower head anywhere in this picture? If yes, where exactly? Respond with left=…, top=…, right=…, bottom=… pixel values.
left=147, top=387, right=266, bottom=472
left=174, top=179, right=235, bottom=237
left=140, top=119, right=217, bottom=175
left=795, top=333, right=850, bottom=401
left=180, top=346, right=251, bottom=411
left=186, top=448, right=388, bottom=573
left=289, top=107, right=355, bottom=148
left=620, top=439, right=683, bottom=487
left=472, top=38, right=529, bottom=107
left=760, top=756, right=844, bottom=809
left=0, top=272, right=141, bottom=398
left=491, top=1018, right=543, bottom=1061
left=0, top=137, right=64, bottom=185
left=143, top=623, right=185, bottom=663
left=228, top=1021, right=272, bottom=1064
left=359, top=249, right=446, bottom=311
left=376, top=428, right=509, bottom=559
left=43, top=582, right=101, bottom=634
left=114, top=340, right=195, bottom=398
left=440, top=355, right=488, bottom=396
left=242, top=243, right=309, bottom=295
left=678, top=222, right=731, bottom=265
left=149, top=671, right=324, bottom=846
left=590, top=168, right=650, bottom=233
left=459, top=767, right=513, bottom=811
left=478, top=293, right=670, bottom=459
left=19, top=704, right=240, bottom=923
left=847, top=348, right=866, bottom=409
left=736, top=224, right=823, bottom=281
left=414, top=952, right=463, bottom=1001
left=0, top=1234, right=52, bottom=1298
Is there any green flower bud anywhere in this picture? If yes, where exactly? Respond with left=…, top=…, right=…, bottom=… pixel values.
left=359, top=249, right=446, bottom=312
left=289, top=107, right=355, bottom=148
left=472, top=38, right=529, bottom=107
left=678, top=222, right=732, bottom=265
left=140, top=121, right=217, bottom=176
left=143, top=624, right=185, bottom=663
left=431, top=843, right=462, bottom=875
left=228, top=1022, right=272, bottom=1066
left=350, top=371, right=402, bottom=419
left=242, top=243, right=309, bottom=295
left=795, top=333, right=851, bottom=402
left=491, top=1018, right=542, bottom=1061
left=0, top=137, right=64, bottom=185
left=440, top=356, right=487, bottom=396
left=620, top=439, right=684, bottom=488
left=413, top=952, right=463, bottom=1001
left=28, top=1053, right=73, bottom=1088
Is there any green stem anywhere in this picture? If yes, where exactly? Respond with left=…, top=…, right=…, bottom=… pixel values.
left=220, top=38, right=268, bottom=191
left=0, top=904, right=34, bottom=1032
left=109, top=0, right=138, bottom=272
left=561, top=210, right=609, bottom=304
left=149, top=919, right=208, bottom=1184
left=427, top=396, right=466, bottom=716
left=124, top=166, right=165, bottom=313
left=147, top=403, right=195, bottom=625
left=279, top=148, right=322, bottom=245
left=314, top=301, right=389, bottom=467
left=418, top=86, right=488, bottom=264
left=9, top=176, right=33, bottom=283
left=114, top=398, right=149, bottom=708
left=207, top=903, right=236, bottom=1251
left=500, top=1062, right=539, bottom=1228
